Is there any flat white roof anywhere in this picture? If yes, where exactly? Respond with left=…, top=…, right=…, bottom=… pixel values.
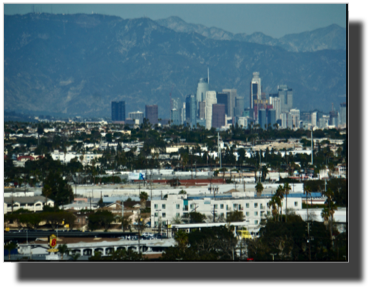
left=171, top=222, right=248, bottom=228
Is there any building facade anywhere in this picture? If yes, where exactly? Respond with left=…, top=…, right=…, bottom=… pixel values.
left=145, top=105, right=158, bottom=125
left=278, top=85, right=293, bottom=113
left=222, top=89, right=237, bottom=117
left=212, top=104, right=226, bottom=129
left=250, top=72, right=261, bottom=108
left=128, top=111, right=144, bottom=125
left=111, top=101, right=126, bottom=122
left=205, top=91, right=217, bottom=130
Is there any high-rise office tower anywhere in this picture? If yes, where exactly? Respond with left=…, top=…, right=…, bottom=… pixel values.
left=270, top=96, right=281, bottom=121
left=329, top=111, right=338, bottom=127
left=128, top=111, right=144, bottom=124
left=311, top=112, right=319, bottom=127
left=340, top=103, right=346, bottom=125
left=199, top=101, right=206, bottom=119
left=111, top=101, right=126, bottom=122
left=186, top=94, right=197, bottom=127
left=267, top=109, right=276, bottom=129
left=205, top=91, right=217, bottom=130
left=217, top=92, right=229, bottom=116
left=289, top=109, right=300, bottom=129
left=145, top=105, right=158, bottom=125
left=238, top=117, right=248, bottom=129
left=171, top=108, right=181, bottom=125
left=196, top=78, right=209, bottom=105
left=281, top=113, right=288, bottom=128
left=222, top=89, right=237, bottom=117
left=212, top=104, right=226, bottom=129
left=234, top=96, right=245, bottom=117
left=278, top=85, right=293, bottom=113
left=259, top=109, right=266, bottom=130
left=250, top=72, right=261, bottom=108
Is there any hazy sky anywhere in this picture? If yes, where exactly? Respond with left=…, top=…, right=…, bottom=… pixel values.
left=4, top=3, right=347, bottom=38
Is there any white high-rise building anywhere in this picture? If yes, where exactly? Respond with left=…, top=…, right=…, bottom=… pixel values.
left=250, top=72, right=261, bottom=108
left=289, top=109, right=301, bottom=129
left=270, top=96, right=281, bottom=121
left=205, top=91, right=217, bottom=130
left=311, top=111, right=318, bottom=127
left=196, top=78, right=209, bottom=110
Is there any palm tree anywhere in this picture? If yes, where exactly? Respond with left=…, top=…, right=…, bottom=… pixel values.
left=5, top=241, right=17, bottom=261
left=268, top=197, right=279, bottom=221
left=283, top=183, right=291, bottom=222
left=275, top=185, right=284, bottom=221
left=324, top=188, right=338, bottom=246
left=57, top=244, right=69, bottom=260
left=255, top=182, right=264, bottom=197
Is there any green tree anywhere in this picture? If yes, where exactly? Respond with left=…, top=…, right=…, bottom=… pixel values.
left=255, top=182, right=264, bottom=197
left=227, top=211, right=245, bottom=222
left=88, top=210, right=115, bottom=231
left=5, top=241, right=17, bottom=261
left=283, top=183, right=291, bottom=222
left=42, top=170, right=74, bottom=207
left=57, top=244, right=69, bottom=260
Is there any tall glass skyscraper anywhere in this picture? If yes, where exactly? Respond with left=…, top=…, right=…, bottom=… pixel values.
left=340, top=103, right=346, bottom=125
left=111, top=101, right=126, bottom=122
left=186, top=94, right=197, bottom=127
left=250, top=72, right=261, bottom=108
left=278, top=85, right=293, bottom=113
left=267, top=109, right=276, bottom=129
left=259, top=109, right=266, bottom=130
left=196, top=78, right=209, bottom=104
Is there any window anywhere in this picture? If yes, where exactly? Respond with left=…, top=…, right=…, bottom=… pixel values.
left=267, top=211, right=271, bottom=215
left=220, top=204, right=224, bottom=209
left=254, top=211, right=258, bottom=216
left=267, top=203, right=269, bottom=207
left=162, top=213, right=166, bottom=218
left=214, top=204, right=218, bottom=209
left=246, top=203, right=250, bottom=208
left=254, top=220, right=258, bottom=224
left=233, top=204, right=237, bottom=209
left=294, top=202, right=298, bottom=207
left=190, top=204, right=194, bottom=208
left=154, top=204, right=158, bottom=209
left=154, top=212, right=158, bottom=217
left=246, top=212, right=249, bottom=216
left=176, top=204, right=180, bottom=209
left=254, top=203, right=258, bottom=208
left=162, top=204, right=166, bottom=209
left=176, top=213, right=180, bottom=217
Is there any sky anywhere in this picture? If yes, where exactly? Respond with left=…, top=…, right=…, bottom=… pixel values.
left=4, top=2, right=347, bottom=38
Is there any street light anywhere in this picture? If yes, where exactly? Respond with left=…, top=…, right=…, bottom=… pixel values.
left=270, top=253, right=277, bottom=261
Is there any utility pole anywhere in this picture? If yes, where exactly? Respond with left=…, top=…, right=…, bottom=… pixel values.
left=307, top=222, right=311, bottom=261
left=311, top=128, right=313, bottom=165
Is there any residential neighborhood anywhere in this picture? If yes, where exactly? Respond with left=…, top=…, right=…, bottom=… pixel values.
left=4, top=119, right=346, bottom=261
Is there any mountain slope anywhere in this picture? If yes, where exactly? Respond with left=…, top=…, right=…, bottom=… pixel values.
left=4, top=13, right=346, bottom=118
left=156, top=16, right=346, bottom=52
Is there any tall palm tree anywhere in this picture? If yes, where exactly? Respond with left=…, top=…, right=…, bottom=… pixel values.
left=275, top=185, right=284, bottom=221
left=324, top=188, right=338, bottom=246
left=283, top=183, right=291, bottom=223
left=5, top=241, right=17, bottom=261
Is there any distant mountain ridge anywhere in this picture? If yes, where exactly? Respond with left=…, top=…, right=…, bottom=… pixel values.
left=155, top=16, right=346, bottom=52
left=4, top=13, right=346, bottom=117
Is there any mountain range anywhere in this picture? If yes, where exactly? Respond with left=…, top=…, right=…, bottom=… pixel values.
left=4, top=13, right=346, bottom=118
